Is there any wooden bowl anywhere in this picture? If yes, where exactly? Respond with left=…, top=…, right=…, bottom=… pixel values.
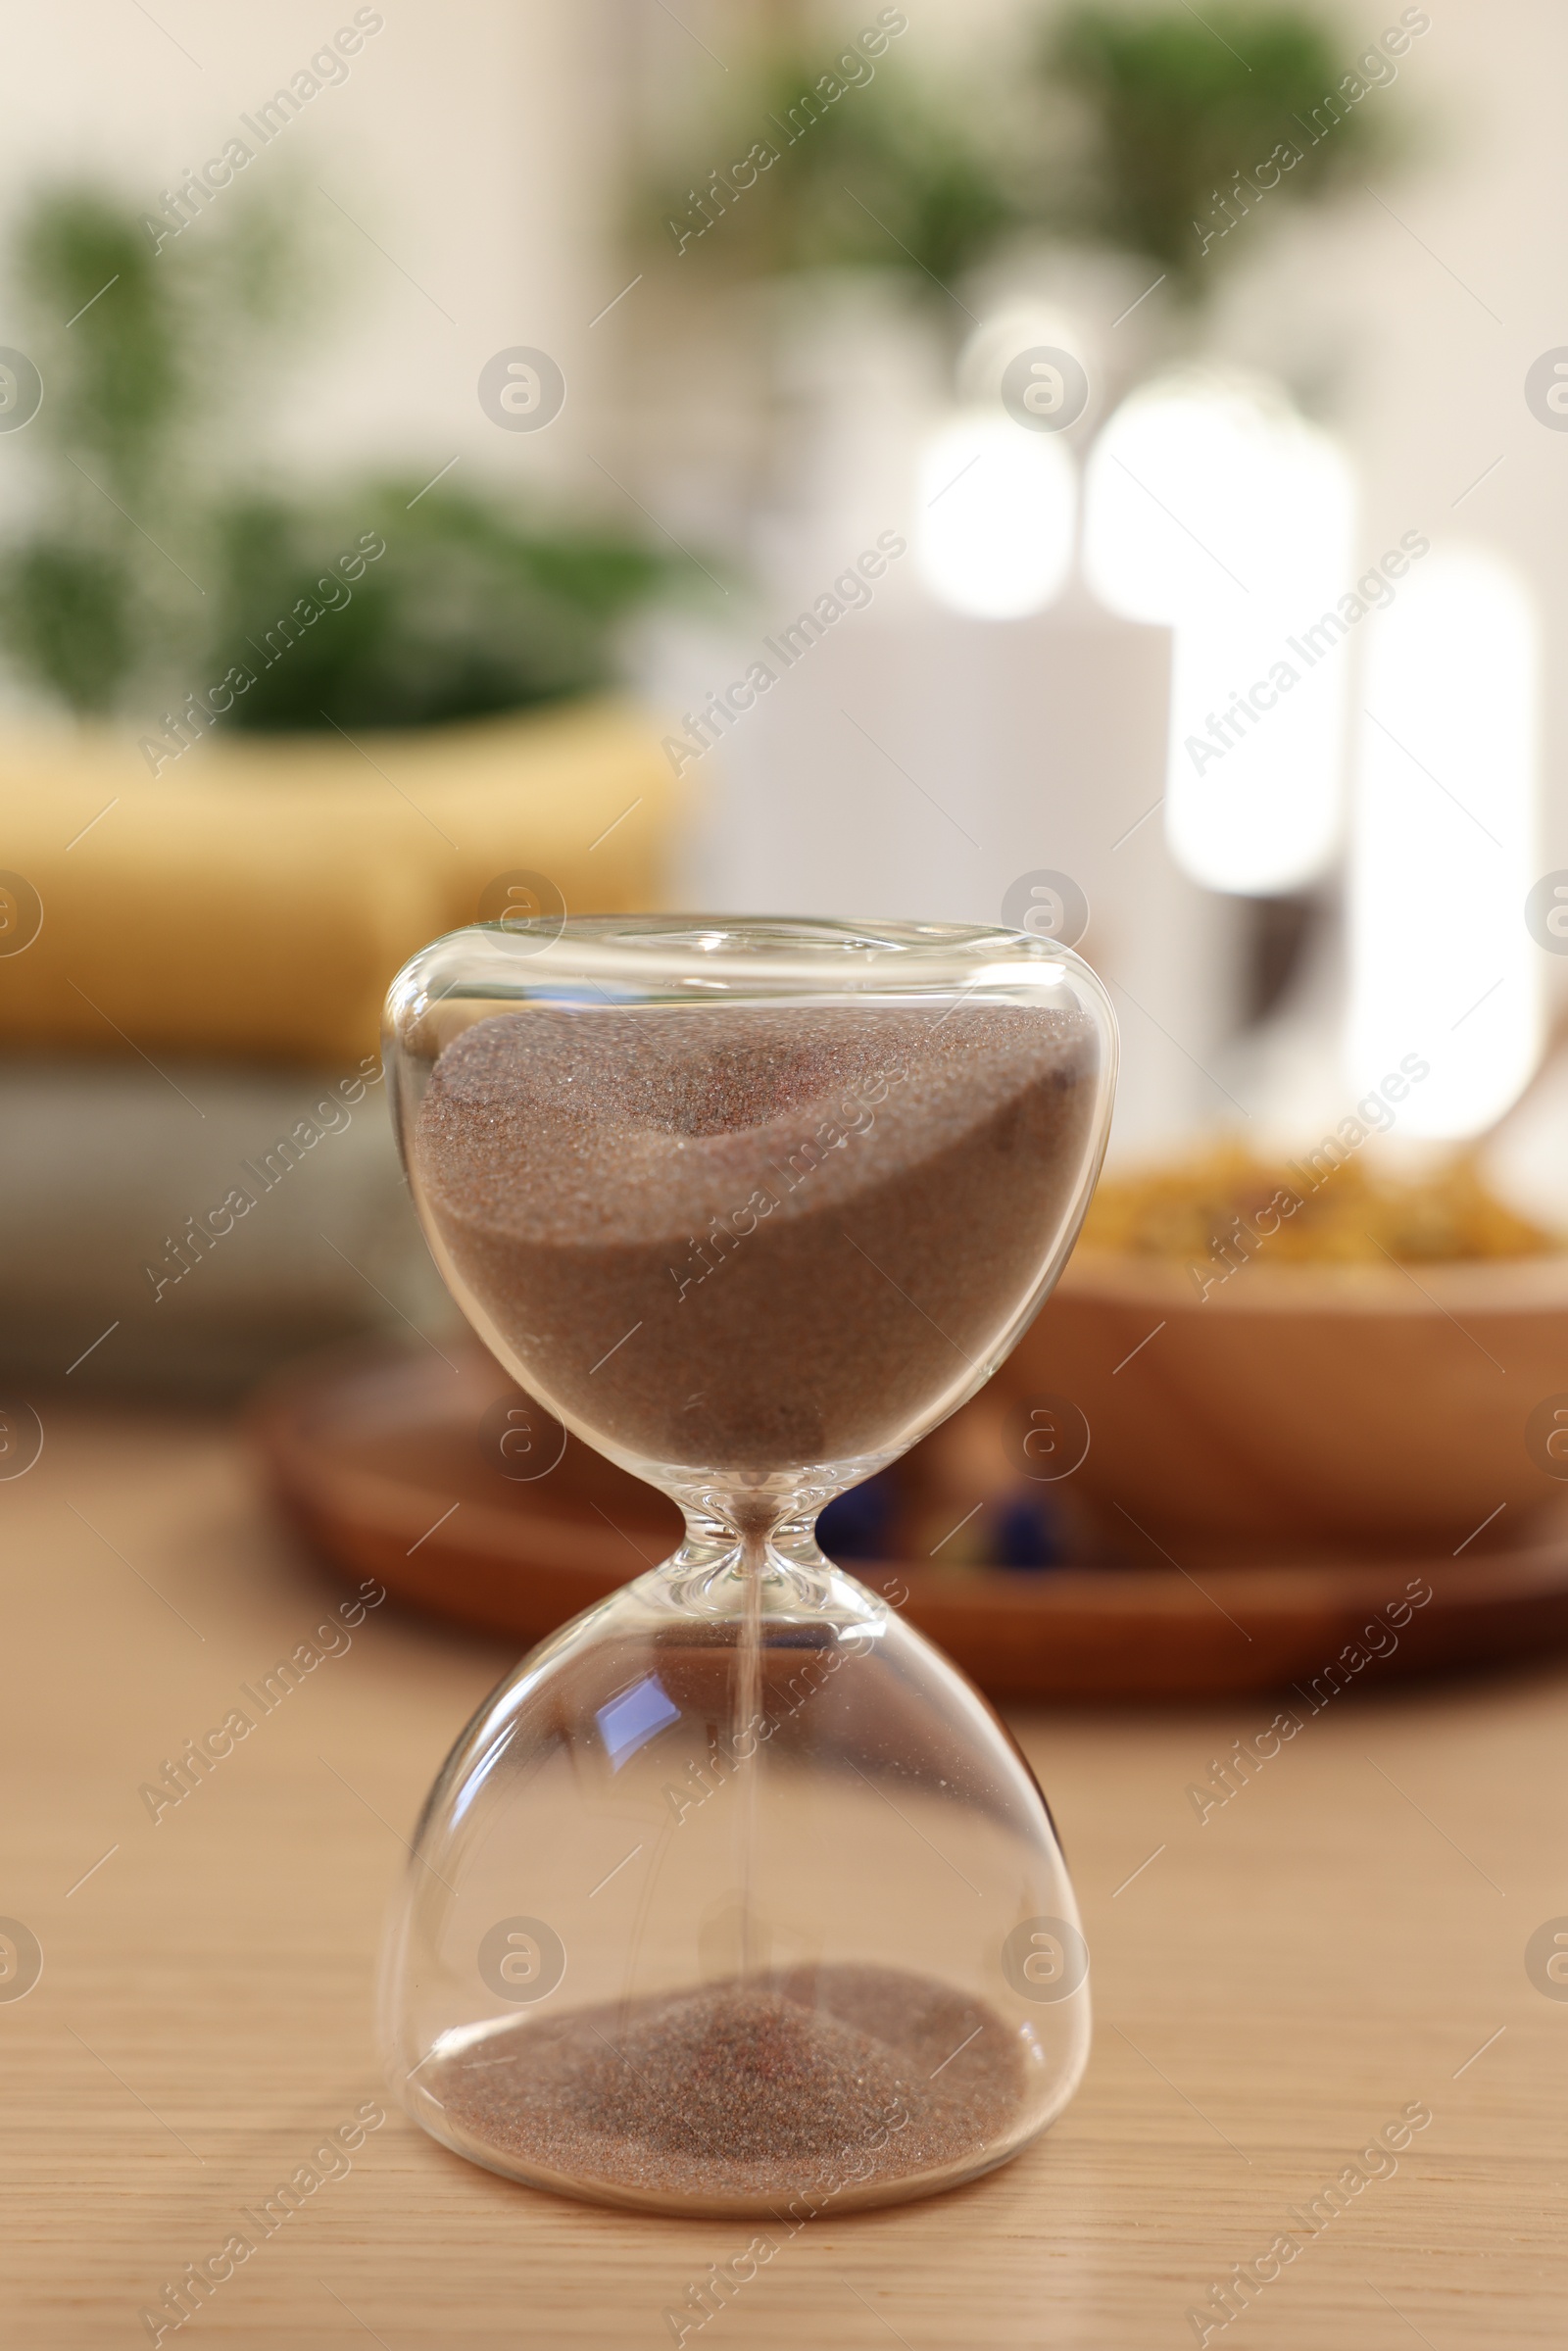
left=246, top=1339, right=1568, bottom=1703
left=1006, top=1248, right=1568, bottom=1552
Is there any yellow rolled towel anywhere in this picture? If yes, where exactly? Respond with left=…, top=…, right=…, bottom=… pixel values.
left=0, top=699, right=681, bottom=1067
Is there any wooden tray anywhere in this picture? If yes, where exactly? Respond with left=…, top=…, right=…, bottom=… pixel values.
left=247, top=1340, right=1568, bottom=1704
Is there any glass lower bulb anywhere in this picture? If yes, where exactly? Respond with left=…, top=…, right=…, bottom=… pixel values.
left=380, top=1522, right=1090, bottom=2214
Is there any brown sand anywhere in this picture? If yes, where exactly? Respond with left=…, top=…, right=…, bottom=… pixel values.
left=432, top=1964, right=1025, bottom=2205
left=414, top=1002, right=1097, bottom=1474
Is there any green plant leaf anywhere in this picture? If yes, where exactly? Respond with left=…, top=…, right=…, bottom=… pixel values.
left=1042, top=5, right=1405, bottom=298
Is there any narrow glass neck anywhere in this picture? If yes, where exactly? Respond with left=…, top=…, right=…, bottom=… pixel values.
left=656, top=1503, right=837, bottom=1613
left=662, top=1471, right=845, bottom=1536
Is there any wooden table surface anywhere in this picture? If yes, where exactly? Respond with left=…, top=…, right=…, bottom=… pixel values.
left=4, top=1402, right=1563, bottom=2349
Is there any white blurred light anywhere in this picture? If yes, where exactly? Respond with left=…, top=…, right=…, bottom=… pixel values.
left=1348, top=549, right=1541, bottom=1140
left=1083, top=370, right=1355, bottom=896
left=916, top=414, right=1076, bottom=620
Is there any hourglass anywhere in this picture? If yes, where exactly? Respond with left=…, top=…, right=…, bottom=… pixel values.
left=377, top=917, right=1116, bottom=2216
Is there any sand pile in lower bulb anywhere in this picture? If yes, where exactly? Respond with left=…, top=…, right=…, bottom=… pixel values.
left=433, top=1963, right=1026, bottom=2206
